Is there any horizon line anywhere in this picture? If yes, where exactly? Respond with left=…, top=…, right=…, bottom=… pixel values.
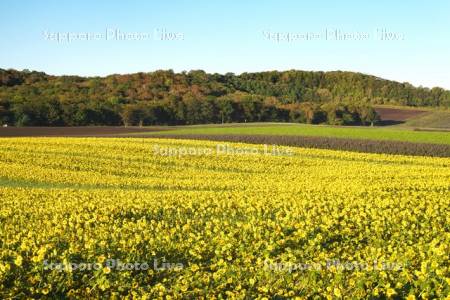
left=2, top=66, right=448, bottom=91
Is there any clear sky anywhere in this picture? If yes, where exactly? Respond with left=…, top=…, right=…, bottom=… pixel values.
left=1, top=0, right=449, bottom=89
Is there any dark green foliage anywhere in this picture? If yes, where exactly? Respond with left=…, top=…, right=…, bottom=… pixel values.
left=0, top=68, right=448, bottom=126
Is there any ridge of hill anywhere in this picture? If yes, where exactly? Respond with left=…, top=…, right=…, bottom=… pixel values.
left=0, top=68, right=449, bottom=126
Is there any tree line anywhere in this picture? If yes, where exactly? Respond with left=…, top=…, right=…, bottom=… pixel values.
left=1, top=68, right=448, bottom=126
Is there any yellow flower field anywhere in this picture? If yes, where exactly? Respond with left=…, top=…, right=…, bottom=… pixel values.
left=0, top=138, right=449, bottom=298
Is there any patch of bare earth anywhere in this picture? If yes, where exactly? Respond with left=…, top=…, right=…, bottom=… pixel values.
left=0, top=126, right=168, bottom=137
left=375, top=107, right=427, bottom=125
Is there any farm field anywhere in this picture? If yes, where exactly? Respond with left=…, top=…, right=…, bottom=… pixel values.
left=144, top=124, right=450, bottom=145
left=0, top=126, right=167, bottom=137
left=372, top=106, right=450, bottom=130
left=2, top=123, right=449, bottom=157
left=0, top=137, right=449, bottom=298
left=401, top=111, right=450, bottom=130
left=374, top=106, right=428, bottom=126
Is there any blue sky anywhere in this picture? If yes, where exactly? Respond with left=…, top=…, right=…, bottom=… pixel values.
left=1, top=0, right=449, bottom=89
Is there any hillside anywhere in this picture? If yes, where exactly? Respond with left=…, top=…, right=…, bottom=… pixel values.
left=0, top=69, right=449, bottom=127
left=401, top=111, right=450, bottom=129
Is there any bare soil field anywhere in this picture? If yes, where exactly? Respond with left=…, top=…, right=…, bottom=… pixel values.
left=375, top=107, right=427, bottom=125
left=0, top=126, right=166, bottom=137
left=0, top=124, right=283, bottom=137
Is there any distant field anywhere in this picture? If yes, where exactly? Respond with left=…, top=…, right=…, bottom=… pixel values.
left=375, top=105, right=450, bottom=129
left=2, top=123, right=449, bottom=146
left=401, top=111, right=450, bottom=129
left=374, top=107, right=427, bottom=125
left=0, top=126, right=166, bottom=137
left=145, top=124, right=450, bottom=145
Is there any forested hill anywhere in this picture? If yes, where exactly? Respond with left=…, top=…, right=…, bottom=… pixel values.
left=0, top=68, right=449, bottom=126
